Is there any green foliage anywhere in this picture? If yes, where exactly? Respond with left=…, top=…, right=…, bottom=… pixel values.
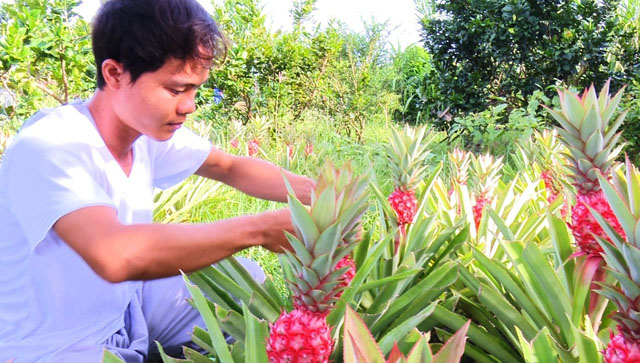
left=389, top=45, right=441, bottom=125
left=319, top=20, right=399, bottom=141
left=0, top=0, right=94, bottom=130
left=448, top=91, right=549, bottom=154
left=420, top=0, right=639, bottom=116
left=620, top=80, right=640, bottom=165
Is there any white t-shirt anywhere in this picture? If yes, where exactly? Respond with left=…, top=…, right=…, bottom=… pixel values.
left=0, top=101, right=212, bottom=362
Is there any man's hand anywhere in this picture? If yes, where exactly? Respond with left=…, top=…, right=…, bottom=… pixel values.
left=258, top=208, right=294, bottom=253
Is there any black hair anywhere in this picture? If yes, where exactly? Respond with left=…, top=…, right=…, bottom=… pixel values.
left=91, top=0, right=227, bottom=89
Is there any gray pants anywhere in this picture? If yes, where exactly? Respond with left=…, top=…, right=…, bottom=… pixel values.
left=50, top=257, right=265, bottom=363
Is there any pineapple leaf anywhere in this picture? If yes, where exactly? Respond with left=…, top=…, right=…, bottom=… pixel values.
left=597, top=79, right=611, bottom=111
left=311, top=186, right=337, bottom=231
left=327, top=233, right=395, bottom=327
left=182, top=273, right=234, bottom=363
left=621, top=243, right=640, bottom=285
left=301, top=266, right=321, bottom=288
left=183, top=347, right=214, bottom=363
left=343, top=305, right=386, bottom=362
left=288, top=196, right=319, bottom=249
left=431, top=304, right=520, bottom=362
left=579, top=107, right=602, bottom=142
left=476, top=281, right=539, bottom=340
left=596, top=235, right=628, bottom=274
left=219, top=258, right=281, bottom=312
left=154, top=341, right=193, bottom=362
left=555, top=123, right=582, bottom=145
left=378, top=301, right=438, bottom=355
left=520, top=243, right=573, bottom=345
left=405, top=334, right=433, bottom=363
left=355, top=269, right=421, bottom=293
left=571, top=256, right=601, bottom=327
left=242, top=304, right=269, bottom=363
left=563, top=90, right=587, bottom=128
left=544, top=106, right=580, bottom=136
left=188, top=270, right=239, bottom=312
left=370, top=263, right=458, bottom=336
left=471, top=249, right=552, bottom=333
left=285, top=232, right=313, bottom=267
left=388, top=342, right=408, bottom=363
left=595, top=283, right=630, bottom=311
left=214, top=305, right=247, bottom=344
left=595, top=172, right=636, bottom=239
left=601, top=85, right=627, bottom=124
left=609, top=269, right=640, bottom=298
left=432, top=320, right=470, bottom=363
left=621, top=157, right=640, bottom=220
left=570, top=320, right=600, bottom=363
left=583, top=85, right=599, bottom=114
left=102, top=350, right=126, bottom=363
left=603, top=110, right=629, bottom=145
left=584, top=132, right=604, bottom=159
left=312, top=221, right=342, bottom=257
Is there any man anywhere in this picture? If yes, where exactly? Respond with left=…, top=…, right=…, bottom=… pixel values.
left=0, top=0, right=313, bottom=361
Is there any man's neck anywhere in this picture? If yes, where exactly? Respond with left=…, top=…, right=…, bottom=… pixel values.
left=87, top=91, right=140, bottom=173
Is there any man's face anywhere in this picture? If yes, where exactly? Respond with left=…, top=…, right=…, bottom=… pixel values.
left=113, top=58, right=210, bottom=141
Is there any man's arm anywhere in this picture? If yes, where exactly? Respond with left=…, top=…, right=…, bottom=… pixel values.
left=53, top=206, right=293, bottom=283
left=195, top=147, right=315, bottom=205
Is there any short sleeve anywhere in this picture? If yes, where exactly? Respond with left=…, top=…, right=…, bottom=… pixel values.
left=5, top=135, right=114, bottom=251
left=149, top=127, right=212, bottom=189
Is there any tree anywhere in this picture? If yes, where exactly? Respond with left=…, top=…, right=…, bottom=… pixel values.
left=420, top=0, right=638, bottom=117
left=0, top=0, right=94, bottom=129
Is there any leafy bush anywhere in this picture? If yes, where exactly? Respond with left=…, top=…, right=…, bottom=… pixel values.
left=0, top=0, right=94, bottom=130
left=420, top=0, right=639, bottom=114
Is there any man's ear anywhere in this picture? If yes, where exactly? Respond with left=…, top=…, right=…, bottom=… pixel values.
left=101, top=59, right=126, bottom=90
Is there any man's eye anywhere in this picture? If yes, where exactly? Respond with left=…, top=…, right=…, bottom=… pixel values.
left=168, top=88, right=183, bottom=95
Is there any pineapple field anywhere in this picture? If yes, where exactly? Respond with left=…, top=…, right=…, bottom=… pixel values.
left=120, top=82, right=638, bottom=363
left=2, top=0, right=640, bottom=362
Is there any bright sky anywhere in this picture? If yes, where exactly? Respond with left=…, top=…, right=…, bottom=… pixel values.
left=73, top=0, right=423, bottom=49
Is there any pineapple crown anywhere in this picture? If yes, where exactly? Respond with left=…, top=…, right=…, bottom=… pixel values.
left=229, top=119, right=245, bottom=139
left=385, top=124, right=433, bottom=191
left=448, top=147, right=472, bottom=185
left=594, top=157, right=640, bottom=342
left=543, top=80, right=628, bottom=194
left=532, top=129, right=566, bottom=168
left=283, top=161, right=369, bottom=313
left=248, top=114, right=273, bottom=141
left=471, top=153, right=503, bottom=196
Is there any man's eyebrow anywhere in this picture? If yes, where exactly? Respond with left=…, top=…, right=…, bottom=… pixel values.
left=167, top=81, right=206, bottom=88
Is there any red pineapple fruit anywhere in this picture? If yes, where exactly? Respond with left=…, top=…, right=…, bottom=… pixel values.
left=248, top=139, right=260, bottom=156
left=604, top=330, right=640, bottom=363
left=543, top=80, right=627, bottom=256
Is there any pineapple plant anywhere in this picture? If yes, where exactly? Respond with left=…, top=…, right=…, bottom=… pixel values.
left=247, top=115, right=272, bottom=157
left=448, top=147, right=472, bottom=197
left=266, top=161, right=369, bottom=362
left=304, top=139, right=313, bottom=156
left=228, top=119, right=244, bottom=150
left=533, top=129, right=567, bottom=205
left=592, top=158, right=640, bottom=362
left=470, top=153, right=503, bottom=230
left=385, top=125, right=432, bottom=228
left=543, top=80, right=627, bottom=256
